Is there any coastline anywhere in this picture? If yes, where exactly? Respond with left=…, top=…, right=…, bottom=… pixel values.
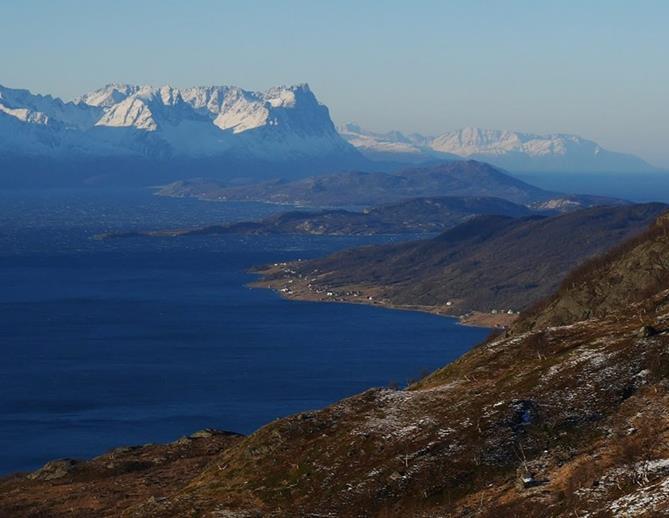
left=248, top=263, right=517, bottom=329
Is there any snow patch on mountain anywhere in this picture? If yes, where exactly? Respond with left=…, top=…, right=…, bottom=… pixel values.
left=0, top=85, right=101, bottom=130
left=75, top=83, right=140, bottom=108
left=0, top=104, right=50, bottom=125
left=429, top=128, right=597, bottom=158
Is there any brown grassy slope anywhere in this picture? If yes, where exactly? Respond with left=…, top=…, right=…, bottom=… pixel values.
left=168, top=288, right=669, bottom=516
left=0, top=431, right=243, bottom=517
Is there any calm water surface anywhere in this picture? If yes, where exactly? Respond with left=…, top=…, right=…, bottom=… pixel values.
left=0, top=189, right=489, bottom=474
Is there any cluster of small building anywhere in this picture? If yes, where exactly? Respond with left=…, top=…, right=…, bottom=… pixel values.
left=311, top=286, right=366, bottom=302
left=490, top=309, right=517, bottom=315
left=276, top=281, right=369, bottom=303
left=272, top=263, right=302, bottom=296
left=272, top=261, right=382, bottom=305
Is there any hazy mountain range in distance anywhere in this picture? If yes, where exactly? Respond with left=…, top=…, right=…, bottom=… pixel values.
left=338, top=123, right=660, bottom=174
left=0, top=82, right=663, bottom=187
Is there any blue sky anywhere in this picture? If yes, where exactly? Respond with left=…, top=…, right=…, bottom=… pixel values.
left=2, top=0, right=668, bottom=166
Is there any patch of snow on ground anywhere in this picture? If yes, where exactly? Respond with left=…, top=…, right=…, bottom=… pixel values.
left=608, top=475, right=669, bottom=515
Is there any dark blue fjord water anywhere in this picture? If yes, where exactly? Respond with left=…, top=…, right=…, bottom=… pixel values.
left=0, top=189, right=489, bottom=475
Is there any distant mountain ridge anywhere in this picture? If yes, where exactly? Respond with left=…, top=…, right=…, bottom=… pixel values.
left=339, top=123, right=658, bottom=173
left=157, top=161, right=626, bottom=209
left=0, top=82, right=357, bottom=160
left=97, top=196, right=537, bottom=240
left=1, top=82, right=660, bottom=187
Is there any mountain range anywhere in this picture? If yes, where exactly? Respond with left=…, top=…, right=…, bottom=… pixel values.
left=339, top=123, right=658, bottom=173
left=0, top=83, right=364, bottom=186
left=0, top=82, right=660, bottom=188
left=0, top=82, right=356, bottom=160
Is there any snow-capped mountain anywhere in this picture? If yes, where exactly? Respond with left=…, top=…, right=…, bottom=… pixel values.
left=337, top=123, right=439, bottom=162
left=338, top=124, right=657, bottom=173
left=0, top=83, right=358, bottom=161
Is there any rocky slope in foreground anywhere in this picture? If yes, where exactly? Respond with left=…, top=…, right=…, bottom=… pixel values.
left=2, top=212, right=669, bottom=516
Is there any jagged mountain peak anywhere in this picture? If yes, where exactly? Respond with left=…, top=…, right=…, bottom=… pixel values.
left=74, top=82, right=329, bottom=134
left=0, top=84, right=101, bottom=130
left=75, top=83, right=141, bottom=107
left=0, top=82, right=360, bottom=167
left=0, top=84, right=58, bottom=105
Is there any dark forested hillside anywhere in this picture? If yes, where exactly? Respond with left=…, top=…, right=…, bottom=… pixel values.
left=257, top=203, right=667, bottom=314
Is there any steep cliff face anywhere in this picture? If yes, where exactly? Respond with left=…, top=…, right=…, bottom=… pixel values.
left=2, top=216, right=669, bottom=517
